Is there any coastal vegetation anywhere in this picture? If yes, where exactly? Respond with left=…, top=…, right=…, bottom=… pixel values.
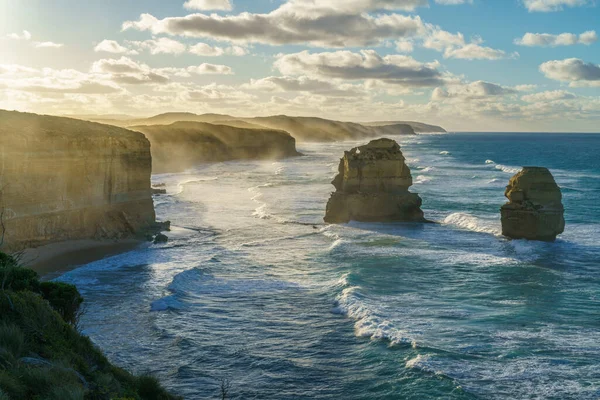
left=0, top=252, right=179, bottom=400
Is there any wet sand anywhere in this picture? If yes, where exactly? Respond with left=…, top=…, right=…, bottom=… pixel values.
left=20, top=239, right=147, bottom=280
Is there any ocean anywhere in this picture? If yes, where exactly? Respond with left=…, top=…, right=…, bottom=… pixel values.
left=57, top=132, right=600, bottom=399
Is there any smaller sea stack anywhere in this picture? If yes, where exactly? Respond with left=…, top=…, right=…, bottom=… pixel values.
left=501, top=167, right=565, bottom=242
left=324, top=138, right=426, bottom=223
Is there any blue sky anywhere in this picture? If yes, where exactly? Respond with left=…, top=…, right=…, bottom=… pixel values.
left=0, top=0, right=598, bottom=131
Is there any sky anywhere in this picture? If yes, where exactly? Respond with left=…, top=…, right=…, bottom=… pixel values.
left=0, top=0, right=598, bottom=132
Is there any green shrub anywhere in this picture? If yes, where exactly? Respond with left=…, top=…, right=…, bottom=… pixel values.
left=39, top=282, right=83, bottom=325
left=0, top=323, right=25, bottom=365
left=0, top=388, right=11, bottom=400
left=0, top=252, right=181, bottom=400
left=0, top=267, right=39, bottom=293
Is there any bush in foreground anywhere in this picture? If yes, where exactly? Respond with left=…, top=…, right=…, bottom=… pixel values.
left=0, top=252, right=180, bottom=400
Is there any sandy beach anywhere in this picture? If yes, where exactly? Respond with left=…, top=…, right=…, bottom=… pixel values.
left=20, top=239, right=147, bottom=280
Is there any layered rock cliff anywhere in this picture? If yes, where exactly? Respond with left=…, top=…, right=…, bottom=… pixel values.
left=0, top=110, right=157, bottom=251
left=324, top=138, right=426, bottom=223
left=131, top=121, right=301, bottom=173
left=501, top=167, right=565, bottom=242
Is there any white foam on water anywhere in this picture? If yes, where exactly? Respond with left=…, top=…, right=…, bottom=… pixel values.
left=414, top=175, right=432, bottom=184
left=333, top=284, right=413, bottom=346
left=443, top=212, right=502, bottom=236
left=439, top=151, right=450, bottom=155
left=495, top=164, right=520, bottom=174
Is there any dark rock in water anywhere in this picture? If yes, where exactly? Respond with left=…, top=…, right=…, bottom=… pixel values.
left=501, top=167, right=565, bottom=242
left=154, top=233, right=169, bottom=244
left=324, top=138, right=427, bottom=223
left=152, top=188, right=167, bottom=195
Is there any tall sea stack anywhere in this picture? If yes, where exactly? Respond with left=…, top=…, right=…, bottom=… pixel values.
left=324, top=138, right=426, bottom=223
left=501, top=167, right=565, bottom=242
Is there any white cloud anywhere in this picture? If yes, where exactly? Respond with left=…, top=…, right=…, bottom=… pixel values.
left=6, top=30, right=31, bottom=40
left=187, top=63, right=234, bottom=74
left=184, top=0, right=233, bottom=10
left=122, top=7, right=426, bottom=47
left=6, top=30, right=63, bottom=49
left=515, top=30, right=597, bottom=46
left=514, top=84, right=538, bottom=92
left=189, top=42, right=249, bottom=56
left=423, top=29, right=509, bottom=60
left=33, top=42, right=64, bottom=48
left=91, top=57, right=170, bottom=85
left=94, top=39, right=138, bottom=54
left=540, top=58, right=600, bottom=87
left=395, top=40, right=414, bottom=53
left=274, top=50, right=452, bottom=87
left=129, top=38, right=187, bottom=55
left=521, top=90, right=576, bottom=102
left=242, top=76, right=365, bottom=97
left=523, top=0, right=591, bottom=12
left=432, top=81, right=517, bottom=101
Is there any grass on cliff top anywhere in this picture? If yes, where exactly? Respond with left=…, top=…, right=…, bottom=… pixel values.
left=0, top=252, right=180, bottom=400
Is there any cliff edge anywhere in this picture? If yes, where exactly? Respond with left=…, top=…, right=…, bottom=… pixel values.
left=501, top=167, right=565, bottom=242
left=324, top=138, right=427, bottom=223
left=0, top=110, right=157, bottom=252
left=131, top=121, right=301, bottom=173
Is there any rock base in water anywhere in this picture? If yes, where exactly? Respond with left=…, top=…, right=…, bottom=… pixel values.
left=501, top=167, right=565, bottom=242
left=324, top=138, right=427, bottom=224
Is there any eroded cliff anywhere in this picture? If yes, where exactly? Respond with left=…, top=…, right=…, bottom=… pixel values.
left=324, top=138, right=427, bottom=223
left=131, top=121, right=301, bottom=173
left=0, top=110, right=157, bottom=251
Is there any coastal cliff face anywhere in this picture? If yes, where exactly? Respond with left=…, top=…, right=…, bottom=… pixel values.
left=131, top=121, right=301, bottom=173
left=324, top=138, right=426, bottom=223
left=501, top=167, right=565, bottom=242
left=0, top=110, right=156, bottom=251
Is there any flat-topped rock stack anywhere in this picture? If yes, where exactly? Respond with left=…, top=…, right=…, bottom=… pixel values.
left=501, top=167, right=565, bottom=242
left=324, top=138, right=427, bottom=223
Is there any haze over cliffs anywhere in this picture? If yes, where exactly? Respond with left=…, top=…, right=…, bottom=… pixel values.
left=77, top=112, right=445, bottom=142
left=131, top=121, right=301, bottom=173
left=0, top=110, right=157, bottom=251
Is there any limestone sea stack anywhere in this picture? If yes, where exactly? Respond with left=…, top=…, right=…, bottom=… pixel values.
left=324, top=138, right=427, bottom=223
left=501, top=167, right=565, bottom=242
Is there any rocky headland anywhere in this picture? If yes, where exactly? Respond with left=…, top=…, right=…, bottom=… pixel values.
left=130, top=121, right=301, bottom=173
left=501, top=167, right=565, bottom=241
left=0, top=110, right=163, bottom=254
left=324, top=138, right=427, bottom=223
left=77, top=113, right=437, bottom=143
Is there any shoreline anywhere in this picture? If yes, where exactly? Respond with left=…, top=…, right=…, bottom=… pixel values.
left=19, top=239, right=147, bottom=280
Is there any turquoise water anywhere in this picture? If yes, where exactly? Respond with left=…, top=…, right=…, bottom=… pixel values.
left=58, top=133, right=600, bottom=399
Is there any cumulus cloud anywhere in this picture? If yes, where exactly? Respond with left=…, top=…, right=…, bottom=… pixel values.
left=187, top=63, right=233, bottom=74
left=33, top=42, right=64, bottom=48
left=521, top=90, right=576, bottom=102
left=6, top=30, right=63, bottom=49
left=432, top=81, right=517, bottom=101
left=540, top=58, right=600, bottom=87
left=189, top=43, right=248, bottom=56
left=274, top=50, right=451, bottom=87
left=6, top=30, right=31, bottom=40
left=122, top=6, right=426, bottom=47
left=94, top=40, right=138, bottom=54
left=91, top=57, right=170, bottom=85
left=242, top=76, right=365, bottom=97
left=523, top=0, right=591, bottom=12
left=184, top=0, right=233, bottom=10
left=0, top=64, right=120, bottom=94
left=423, top=29, right=509, bottom=60
left=515, top=30, right=597, bottom=46
left=129, top=38, right=187, bottom=55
